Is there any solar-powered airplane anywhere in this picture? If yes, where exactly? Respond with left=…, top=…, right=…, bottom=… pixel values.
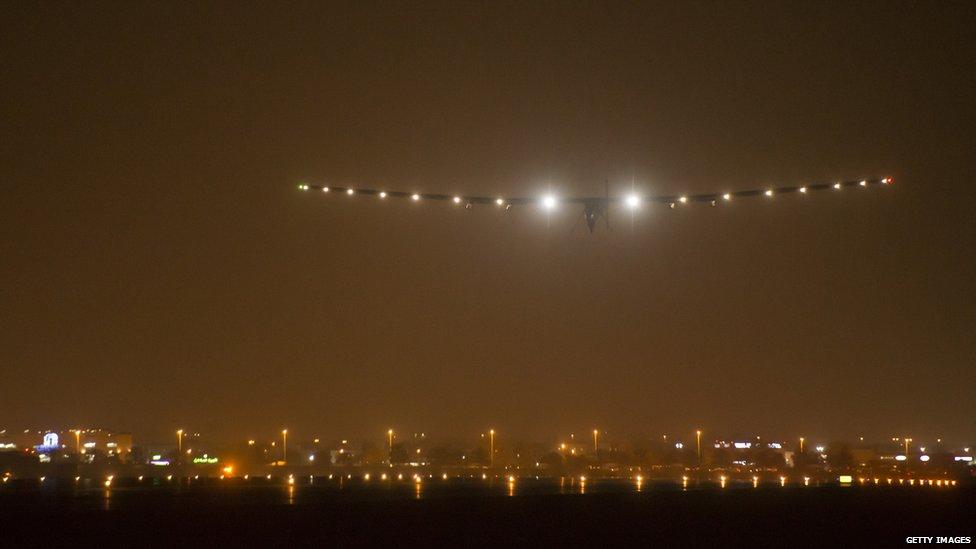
left=297, top=177, right=893, bottom=233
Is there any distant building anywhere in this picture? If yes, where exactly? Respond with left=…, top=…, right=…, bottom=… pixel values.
left=0, top=429, right=133, bottom=462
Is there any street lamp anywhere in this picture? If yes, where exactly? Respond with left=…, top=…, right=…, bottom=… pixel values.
left=74, top=430, right=81, bottom=454
left=388, top=429, right=394, bottom=451
left=489, top=429, right=495, bottom=468
left=282, top=429, right=288, bottom=463
left=799, top=437, right=805, bottom=454
left=177, top=429, right=184, bottom=463
left=593, top=429, right=599, bottom=453
left=904, top=438, right=912, bottom=456
left=696, top=429, right=702, bottom=462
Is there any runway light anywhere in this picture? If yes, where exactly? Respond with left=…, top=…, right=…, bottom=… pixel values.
left=625, top=194, right=640, bottom=208
left=542, top=195, right=557, bottom=210
left=452, top=196, right=461, bottom=204
left=411, top=194, right=420, bottom=201
left=379, top=191, right=387, bottom=198
left=882, top=177, right=892, bottom=184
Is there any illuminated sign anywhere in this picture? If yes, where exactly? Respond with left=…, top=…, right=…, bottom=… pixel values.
left=838, top=475, right=853, bottom=484
left=894, top=455, right=907, bottom=461
left=35, top=432, right=60, bottom=453
left=733, top=442, right=751, bottom=449
left=150, top=460, right=171, bottom=466
left=192, top=454, right=218, bottom=464
left=919, top=455, right=930, bottom=462
left=955, top=456, right=973, bottom=462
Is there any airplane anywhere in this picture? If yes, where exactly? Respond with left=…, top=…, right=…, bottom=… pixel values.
left=297, top=177, right=893, bottom=233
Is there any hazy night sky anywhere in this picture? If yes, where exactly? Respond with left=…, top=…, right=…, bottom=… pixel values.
left=2, top=2, right=974, bottom=444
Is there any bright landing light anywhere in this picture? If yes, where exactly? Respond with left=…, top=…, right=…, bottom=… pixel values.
left=542, top=195, right=557, bottom=210
left=346, top=188, right=354, bottom=195
left=411, top=193, right=420, bottom=201
left=379, top=191, right=387, bottom=198
left=452, top=196, right=462, bottom=204
left=625, top=194, right=640, bottom=209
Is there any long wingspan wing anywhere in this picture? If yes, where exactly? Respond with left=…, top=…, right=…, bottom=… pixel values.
left=296, top=178, right=892, bottom=207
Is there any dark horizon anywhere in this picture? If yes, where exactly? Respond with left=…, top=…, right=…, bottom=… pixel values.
left=2, top=2, right=974, bottom=445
